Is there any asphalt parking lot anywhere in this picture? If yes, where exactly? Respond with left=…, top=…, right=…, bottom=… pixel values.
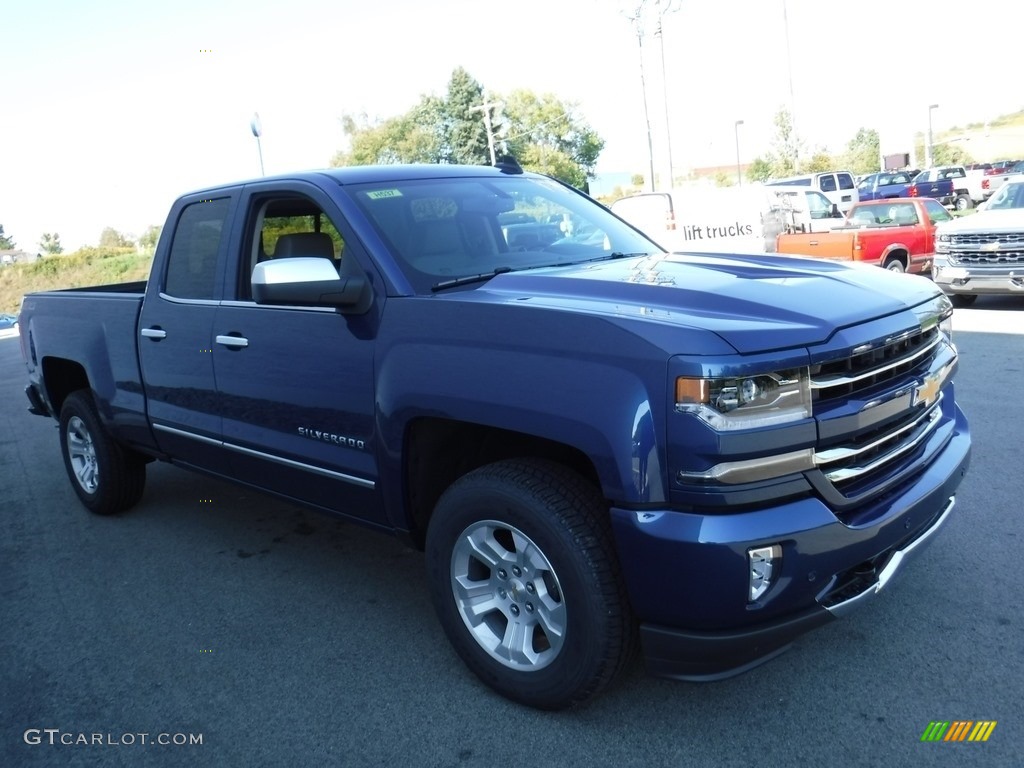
left=1, top=298, right=1021, bottom=767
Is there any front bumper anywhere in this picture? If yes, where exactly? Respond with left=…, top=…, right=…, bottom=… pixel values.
left=933, top=256, right=1024, bottom=295
left=610, top=411, right=971, bottom=681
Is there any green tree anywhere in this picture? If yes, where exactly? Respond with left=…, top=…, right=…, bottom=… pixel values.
left=767, top=108, right=804, bottom=177
left=746, top=157, right=773, bottom=183
left=444, top=67, right=492, bottom=165
left=713, top=171, right=735, bottom=187
left=500, top=89, right=604, bottom=189
left=0, top=224, right=15, bottom=250
left=630, top=173, right=646, bottom=187
left=331, top=69, right=603, bottom=189
left=39, top=232, right=63, bottom=254
left=913, top=135, right=975, bottom=167
left=99, top=227, right=134, bottom=248
left=842, top=127, right=881, bottom=174
left=803, top=149, right=837, bottom=173
left=138, top=225, right=163, bottom=253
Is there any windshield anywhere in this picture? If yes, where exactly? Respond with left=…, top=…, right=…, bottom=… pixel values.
left=985, top=181, right=1024, bottom=209
left=344, top=174, right=661, bottom=292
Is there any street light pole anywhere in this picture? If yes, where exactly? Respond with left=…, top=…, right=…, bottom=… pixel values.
left=927, top=103, right=939, bottom=168
left=734, top=120, right=744, bottom=185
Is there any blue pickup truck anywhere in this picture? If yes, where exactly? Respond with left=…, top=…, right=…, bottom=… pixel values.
left=857, top=170, right=917, bottom=201
left=18, top=162, right=971, bottom=709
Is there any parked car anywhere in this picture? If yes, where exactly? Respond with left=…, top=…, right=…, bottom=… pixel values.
left=911, top=166, right=985, bottom=209
left=766, top=171, right=859, bottom=213
left=0, top=313, right=18, bottom=335
left=907, top=172, right=956, bottom=207
left=933, top=179, right=1024, bottom=305
left=776, top=197, right=951, bottom=273
left=17, top=162, right=970, bottom=710
left=857, top=171, right=917, bottom=201
left=984, top=160, right=1019, bottom=175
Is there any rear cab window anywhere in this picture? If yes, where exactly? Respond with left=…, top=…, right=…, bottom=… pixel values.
left=163, top=198, right=232, bottom=300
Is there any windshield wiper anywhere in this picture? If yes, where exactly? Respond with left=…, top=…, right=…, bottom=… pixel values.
left=431, top=266, right=513, bottom=292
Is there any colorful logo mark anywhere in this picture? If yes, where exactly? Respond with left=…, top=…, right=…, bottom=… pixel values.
left=920, top=721, right=997, bottom=742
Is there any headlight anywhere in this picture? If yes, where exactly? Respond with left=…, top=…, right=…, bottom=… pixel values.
left=936, top=233, right=950, bottom=252
left=940, top=304, right=953, bottom=343
left=675, top=368, right=812, bottom=430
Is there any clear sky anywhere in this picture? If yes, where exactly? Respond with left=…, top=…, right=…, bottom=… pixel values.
left=2, top=0, right=1020, bottom=251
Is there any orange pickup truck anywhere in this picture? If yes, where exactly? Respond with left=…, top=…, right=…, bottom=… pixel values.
left=775, top=197, right=953, bottom=273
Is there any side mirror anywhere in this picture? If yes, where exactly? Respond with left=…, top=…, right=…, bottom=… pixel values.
left=832, top=204, right=842, bottom=218
left=252, top=257, right=372, bottom=313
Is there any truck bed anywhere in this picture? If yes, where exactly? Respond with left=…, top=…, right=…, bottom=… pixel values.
left=19, top=285, right=153, bottom=450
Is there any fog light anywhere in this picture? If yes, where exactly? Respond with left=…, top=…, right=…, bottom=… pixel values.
left=748, top=544, right=782, bottom=601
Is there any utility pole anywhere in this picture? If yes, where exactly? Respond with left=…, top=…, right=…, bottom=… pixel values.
left=470, top=98, right=502, bottom=166
left=782, top=0, right=799, bottom=173
left=626, top=6, right=656, bottom=191
left=653, top=2, right=678, bottom=189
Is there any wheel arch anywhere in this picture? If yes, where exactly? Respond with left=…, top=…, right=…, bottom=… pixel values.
left=401, top=417, right=602, bottom=549
left=41, top=357, right=90, bottom=418
left=880, top=246, right=909, bottom=270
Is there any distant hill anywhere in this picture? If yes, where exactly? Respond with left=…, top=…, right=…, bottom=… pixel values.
left=937, top=108, right=1024, bottom=161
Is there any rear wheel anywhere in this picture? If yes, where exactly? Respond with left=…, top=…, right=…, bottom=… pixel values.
left=954, top=194, right=973, bottom=211
left=884, top=257, right=905, bottom=272
left=425, top=458, right=636, bottom=710
left=59, top=390, right=146, bottom=515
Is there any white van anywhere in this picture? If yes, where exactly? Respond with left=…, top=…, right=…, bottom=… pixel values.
left=609, top=184, right=843, bottom=254
left=766, top=171, right=859, bottom=213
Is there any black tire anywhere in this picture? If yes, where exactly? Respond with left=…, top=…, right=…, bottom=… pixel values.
left=954, top=195, right=973, bottom=211
left=950, top=294, right=977, bottom=307
left=59, top=390, right=146, bottom=515
left=425, top=458, right=636, bottom=710
left=884, top=257, right=905, bottom=273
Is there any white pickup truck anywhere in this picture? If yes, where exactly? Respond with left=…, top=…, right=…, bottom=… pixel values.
left=933, top=178, right=1024, bottom=305
left=913, top=166, right=988, bottom=210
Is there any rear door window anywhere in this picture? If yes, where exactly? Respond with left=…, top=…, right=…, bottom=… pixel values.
left=164, top=198, right=231, bottom=300
left=818, top=175, right=837, bottom=193
left=837, top=173, right=855, bottom=190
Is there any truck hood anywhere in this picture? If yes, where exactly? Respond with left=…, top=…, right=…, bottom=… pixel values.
left=472, top=252, right=941, bottom=354
left=937, top=208, right=1024, bottom=233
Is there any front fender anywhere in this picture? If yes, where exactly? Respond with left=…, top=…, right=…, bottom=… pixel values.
left=375, top=300, right=675, bottom=508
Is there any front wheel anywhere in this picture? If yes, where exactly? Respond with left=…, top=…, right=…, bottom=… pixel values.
left=59, top=390, right=146, bottom=515
left=425, top=458, right=636, bottom=710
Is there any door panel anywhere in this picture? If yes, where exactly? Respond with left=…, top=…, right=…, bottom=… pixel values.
left=138, top=195, right=233, bottom=470
left=212, top=303, right=382, bottom=520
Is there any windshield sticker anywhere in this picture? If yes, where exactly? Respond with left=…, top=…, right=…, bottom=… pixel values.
left=366, top=189, right=403, bottom=200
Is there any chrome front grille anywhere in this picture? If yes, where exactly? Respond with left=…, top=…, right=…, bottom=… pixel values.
left=949, top=251, right=1024, bottom=266
left=810, top=325, right=940, bottom=403
left=947, top=231, right=1024, bottom=266
left=950, top=231, right=1024, bottom=247
left=815, top=398, right=943, bottom=492
left=809, top=319, right=955, bottom=505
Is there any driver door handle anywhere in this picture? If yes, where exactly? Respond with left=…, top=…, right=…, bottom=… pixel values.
left=216, top=334, right=249, bottom=349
